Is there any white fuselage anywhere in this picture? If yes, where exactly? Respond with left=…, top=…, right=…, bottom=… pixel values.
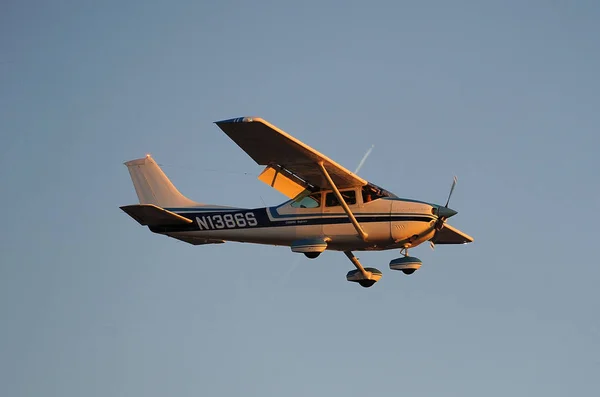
left=161, top=197, right=438, bottom=252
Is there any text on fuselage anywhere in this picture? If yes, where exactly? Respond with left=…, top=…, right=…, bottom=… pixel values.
left=196, top=212, right=258, bottom=230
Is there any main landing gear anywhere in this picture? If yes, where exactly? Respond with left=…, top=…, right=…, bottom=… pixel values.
left=344, top=251, right=382, bottom=288
left=291, top=238, right=328, bottom=259
left=344, top=248, right=423, bottom=287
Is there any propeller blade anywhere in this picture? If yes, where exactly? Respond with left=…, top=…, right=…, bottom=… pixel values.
left=444, top=176, right=458, bottom=208
left=433, top=175, right=459, bottom=251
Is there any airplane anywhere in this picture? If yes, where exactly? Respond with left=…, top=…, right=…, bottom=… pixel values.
left=120, top=117, right=473, bottom=288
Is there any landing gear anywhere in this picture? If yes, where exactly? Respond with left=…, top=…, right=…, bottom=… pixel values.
left=358, top=279, right=377, bottom=288
left=389, top=248, right=422, bottom=275
left=344, top=251, right=382, bottom=288
left=292, top=238, right=327, bottom=258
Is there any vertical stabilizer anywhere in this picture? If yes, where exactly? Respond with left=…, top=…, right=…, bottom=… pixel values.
left=124, top=155, right=202, bottom=207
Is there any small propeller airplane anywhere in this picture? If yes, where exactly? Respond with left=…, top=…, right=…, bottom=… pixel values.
left=120, top=117, right=473, bottom=288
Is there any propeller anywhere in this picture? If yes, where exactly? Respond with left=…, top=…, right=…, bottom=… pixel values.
left=444, top=175, right=457, bottom=208
left=430, top=176, right=458, bottom=250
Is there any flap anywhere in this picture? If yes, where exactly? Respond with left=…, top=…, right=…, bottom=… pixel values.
left=257, top=165, right=309, bottom=199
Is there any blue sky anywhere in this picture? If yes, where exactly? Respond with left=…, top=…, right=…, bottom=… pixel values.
left=1, top=1, right=599, bottom=395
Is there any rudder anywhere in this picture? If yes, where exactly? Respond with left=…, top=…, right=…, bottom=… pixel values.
left=124, top=155, right=202, bottom=208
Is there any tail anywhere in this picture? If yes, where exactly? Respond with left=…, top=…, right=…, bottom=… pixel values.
left=124, top=155, right=202, bottom=208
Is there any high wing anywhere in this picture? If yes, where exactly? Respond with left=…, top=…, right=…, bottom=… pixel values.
left=434, top=223, right=474, bottom=244
left=215, top=117, right=367, bottom=196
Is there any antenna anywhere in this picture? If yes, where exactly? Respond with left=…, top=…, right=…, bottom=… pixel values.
left=354, top=144, right=375, bottom=174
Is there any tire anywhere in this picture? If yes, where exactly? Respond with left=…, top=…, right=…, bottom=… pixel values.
left=358, top=280, right=376, bottom=288
left=304, top=252, right=320, bottom=259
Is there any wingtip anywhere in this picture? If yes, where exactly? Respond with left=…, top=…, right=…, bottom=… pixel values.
left=214, top=117, right=260, bottom=125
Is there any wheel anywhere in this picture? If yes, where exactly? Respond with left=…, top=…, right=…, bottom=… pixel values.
left=402, top=269, right=416, bottom=275
left=304, top=252, right=320, bottom=259
left=358, top=280, right=376, bottom=288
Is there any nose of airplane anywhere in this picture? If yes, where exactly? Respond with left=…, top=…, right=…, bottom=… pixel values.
left=437, top=206, right=458, bottom=218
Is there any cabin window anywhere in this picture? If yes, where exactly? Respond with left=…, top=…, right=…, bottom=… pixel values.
left=362, top=188, right=374, bottom=203
left=325, top=190, right=356, bottom=207
left=291, top=193, right=321, bottom=208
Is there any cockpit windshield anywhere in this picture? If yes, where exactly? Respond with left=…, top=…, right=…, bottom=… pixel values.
left=362, top=183, right=397, bottom=202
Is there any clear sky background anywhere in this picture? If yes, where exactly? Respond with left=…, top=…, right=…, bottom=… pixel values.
left=1, top=1, right=599, bottom=396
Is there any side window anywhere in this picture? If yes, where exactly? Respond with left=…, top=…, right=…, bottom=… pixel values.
left=362, top=187, right=374, bottom=203
left=291, top=193, right=321, bottom=208
left=325, top=190, right=356, bottom=207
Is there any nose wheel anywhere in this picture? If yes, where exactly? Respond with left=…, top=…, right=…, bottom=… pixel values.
left=389, top=248, right=422, bottom=275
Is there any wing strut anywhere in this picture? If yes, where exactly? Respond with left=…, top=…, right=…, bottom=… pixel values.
left=317, top=161, right=368, bottom=242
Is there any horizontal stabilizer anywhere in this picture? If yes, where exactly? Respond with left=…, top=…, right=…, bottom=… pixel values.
left=120, top=204, right=193, bottom=226
left=434, top=224, right=474, bottom=244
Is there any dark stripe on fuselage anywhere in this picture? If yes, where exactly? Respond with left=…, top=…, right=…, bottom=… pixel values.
left=151, top=208, right=434, bottom=233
